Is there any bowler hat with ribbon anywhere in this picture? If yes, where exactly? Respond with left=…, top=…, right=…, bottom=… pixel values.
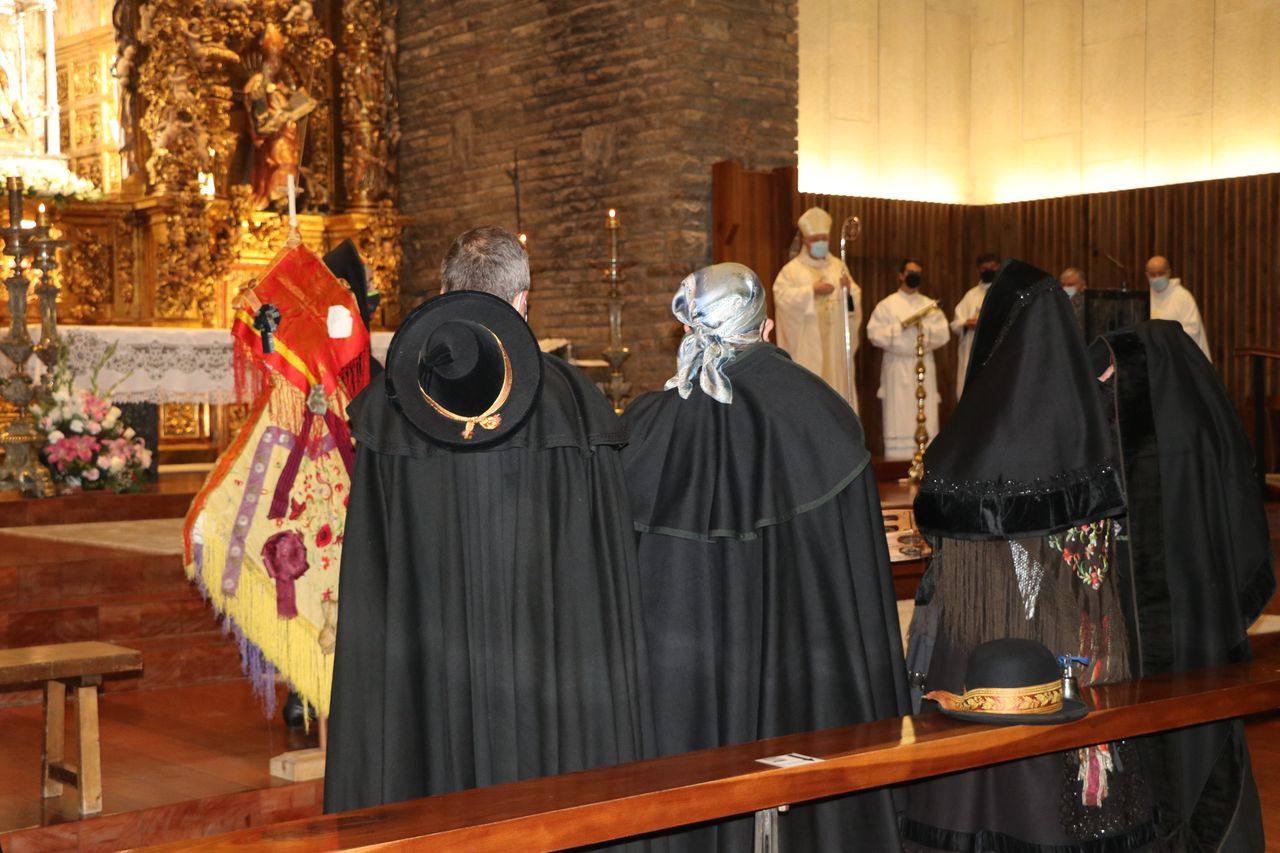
left=925, top=638, right=1088, bottom=726
left=384, top=290, right=543, bottom=447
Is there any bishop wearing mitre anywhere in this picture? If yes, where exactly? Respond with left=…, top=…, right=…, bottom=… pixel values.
left=772, top=207, right=862, bottom=411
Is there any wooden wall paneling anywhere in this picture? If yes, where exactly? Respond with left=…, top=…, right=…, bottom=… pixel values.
left=714, top=164, right=1280, bottom=455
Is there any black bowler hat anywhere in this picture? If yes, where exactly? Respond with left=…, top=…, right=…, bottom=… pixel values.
left=384, top=290, right=543, bottom=447
left=925, top=638, right=1088, bottom=726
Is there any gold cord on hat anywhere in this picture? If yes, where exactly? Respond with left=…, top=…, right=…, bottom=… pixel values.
left=925, top=679, right=1064, bottom=716
left=418, top=328, right=514, bottom=439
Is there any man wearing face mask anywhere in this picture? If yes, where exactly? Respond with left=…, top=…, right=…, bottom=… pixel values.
left=950, top=252, right=999, bottom=398
left=1145, top=255, right=1210, bottom=361
left=773, top=206, right=862, bottom=411
left=1059, top=266, right=1087, bottom=328
left=867, top=259, right=949, bottom=461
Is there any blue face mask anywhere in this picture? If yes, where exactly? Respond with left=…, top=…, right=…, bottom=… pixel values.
left=808, top=240, right=829, bottom=259
left=1150, top=275, right=1170, bottom=293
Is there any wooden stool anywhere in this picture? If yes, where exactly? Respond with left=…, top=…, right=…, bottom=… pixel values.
left=0, top=641, right=143, bottom=816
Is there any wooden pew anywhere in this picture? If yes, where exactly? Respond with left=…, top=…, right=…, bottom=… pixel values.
left=142, top=642, right=1280, bottom=852
left=0, top=641, right=143, bottom=816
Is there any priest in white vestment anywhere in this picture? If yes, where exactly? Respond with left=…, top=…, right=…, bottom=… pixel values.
left=773, top=207, right=862, bottom=411
left=867, top=259, right=949, bottom=461
left=950, top=252, right=999, bottom=399
left=1145, top=255, right=1211, bottom=361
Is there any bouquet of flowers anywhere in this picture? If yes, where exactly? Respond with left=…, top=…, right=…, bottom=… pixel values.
left=0, top=156, right=101, bottom=202
left=31, top=345, right=153, bottom=493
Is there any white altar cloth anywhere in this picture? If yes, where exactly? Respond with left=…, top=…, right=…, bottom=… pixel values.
left=23, top=325, right=394, bottom=405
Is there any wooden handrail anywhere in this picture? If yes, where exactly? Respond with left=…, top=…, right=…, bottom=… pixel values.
left=140, top=641, right=1280, bottom=852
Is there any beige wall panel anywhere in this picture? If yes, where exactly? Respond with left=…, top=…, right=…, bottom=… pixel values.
left=1083, top=0, right=1144, bottom=44
left=1145, top=0, right=1214, bottom=119
left=1145, top=112, right=1213, bottom=185
left=1082, top=35, right=1145, bottom=168
left=1022, top=0, right=1083, bottom=140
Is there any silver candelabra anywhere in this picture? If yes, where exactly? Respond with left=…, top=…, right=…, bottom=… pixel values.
left=0, top=177, right=59, bottom=496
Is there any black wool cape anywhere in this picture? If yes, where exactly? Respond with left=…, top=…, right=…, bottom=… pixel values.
left=1092, top=320, right=1274, bottom=851
left=622, top=343, right=910, bottom=852
left=324, top=355, right=656, bottom=821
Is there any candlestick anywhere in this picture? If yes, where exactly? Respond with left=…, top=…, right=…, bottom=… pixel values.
left=601, top=208, right=630, bottom=413
left=285, top=174, right=300, bottom=247
left=29, top=208, right=67, bottom=386
left=0, top=177, right=54, bottom=496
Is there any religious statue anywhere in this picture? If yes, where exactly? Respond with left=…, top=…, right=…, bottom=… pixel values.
left=243, top=24, right=316, bottom=209
left=0, top=43, right=35, bottom=144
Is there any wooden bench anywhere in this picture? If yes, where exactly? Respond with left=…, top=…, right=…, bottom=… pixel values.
left=144, top=638, right=1280, bottom=851
left=0, top=641, right=143, bottom=816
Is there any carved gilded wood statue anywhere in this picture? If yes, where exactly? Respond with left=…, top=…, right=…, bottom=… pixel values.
left=243, top=23, right=316, bottom=210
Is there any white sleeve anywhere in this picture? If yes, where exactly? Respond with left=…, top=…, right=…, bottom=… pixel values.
left=867, top=300, right=916, bottom=355
left=950, top=291, right=972, bottom=334
left=925, top=306, right=951, bottom=351
left=772, top=262, right=813, bottom=314
left=1181, top=293, right=1211, bottom=361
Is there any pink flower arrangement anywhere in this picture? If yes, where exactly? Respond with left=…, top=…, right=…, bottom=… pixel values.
left=31, top=349, right=153, bottom=494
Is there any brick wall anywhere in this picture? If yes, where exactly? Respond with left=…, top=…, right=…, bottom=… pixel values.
left=397, top=1, right=798, bottom=395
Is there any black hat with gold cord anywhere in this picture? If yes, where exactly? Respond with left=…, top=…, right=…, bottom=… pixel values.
left=384, top=290, right=543, bottom=447
left=926, top=638, right=1088, bottom=726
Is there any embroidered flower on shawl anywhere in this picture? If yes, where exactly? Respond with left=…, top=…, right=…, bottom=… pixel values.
left=1049, top=519, right=1116, bottom=590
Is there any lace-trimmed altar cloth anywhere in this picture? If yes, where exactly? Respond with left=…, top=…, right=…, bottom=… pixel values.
left=13, top=325, right=395, bottom=404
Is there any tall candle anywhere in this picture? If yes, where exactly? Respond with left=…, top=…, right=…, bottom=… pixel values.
left=7, top=177, right=22, bottom=227
left=287, top=173, right=298, bottom=229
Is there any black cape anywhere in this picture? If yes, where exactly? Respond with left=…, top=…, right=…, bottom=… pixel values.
left=622, top=343, right=910, bottom=851
left=905, top=263, right=1161, bottom=852
left=1091, top=320, right=1274, bottom=850
left=325, top=354, right=655, bottom=820
left=323, top=239, right=383, bottom=377
left=916, top=259, right=1126, bottom=541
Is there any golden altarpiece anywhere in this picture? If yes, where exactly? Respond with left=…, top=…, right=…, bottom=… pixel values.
left=1, top=0, right=402, bottom=460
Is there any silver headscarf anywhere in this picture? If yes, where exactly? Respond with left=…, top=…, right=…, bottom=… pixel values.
left=665, top=262, right=767, bottom=405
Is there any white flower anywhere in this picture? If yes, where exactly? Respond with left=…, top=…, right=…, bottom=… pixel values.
left=84, top=468, right=100, bottom=482
left=48, top=429, right=65, bottom=443
left=109, top=456, right=125, bottom=473
left=124, top=427, right=136, bottom=439
left=52, top=389, right=70, bottom=404
left=137, top=448, right=153, bottom=468
left=0, top=155, right=101, bottom=201
left=69, top=420, right=84, bottom=434
left=108, top=406, right=122, bottom=420
left=66, top=476, right=81, bottom=488
left=97, top=455, right=109, bottom=469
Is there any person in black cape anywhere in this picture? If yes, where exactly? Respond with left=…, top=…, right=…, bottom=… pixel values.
left=1088, top=320, right=1273, bottom=850
left=905, top=260, right=1161, bottom=851
left=622, top=262, right=910, bottom=851
left=325, top=238, right=383, bottom=375
left=324, top=227, right=655, bottom=835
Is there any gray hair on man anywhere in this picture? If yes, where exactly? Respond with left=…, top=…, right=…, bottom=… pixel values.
left=440, top=226, right=530, bottom=303
left=1059, top=266, right=1086, bottom=285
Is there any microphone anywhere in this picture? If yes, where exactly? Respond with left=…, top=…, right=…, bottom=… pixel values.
left=1091, top=248, right=1130, bottom=291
